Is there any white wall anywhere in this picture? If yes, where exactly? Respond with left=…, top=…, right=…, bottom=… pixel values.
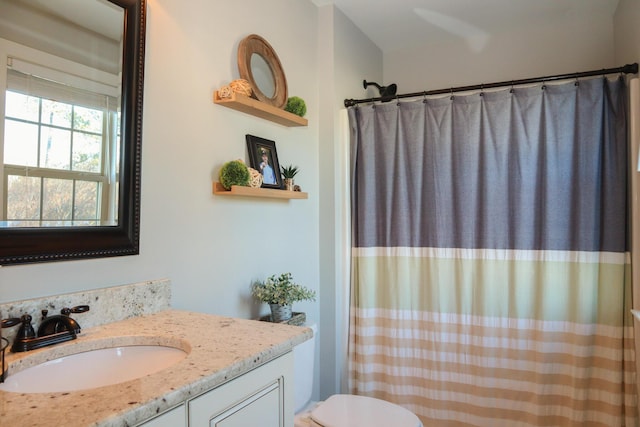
left=0, top=0, right=321, bottom=326
left=613, top=0, right=640, bottom=388
left=316, top=4, right=382, bottom=399
left=385, top=9, right=616, bottom=92
left=615, top=0, right=640, bottom=66
left=615, top=0, right=640, bottom=308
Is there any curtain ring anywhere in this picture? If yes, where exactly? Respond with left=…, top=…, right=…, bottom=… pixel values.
left=510, top=81, right=514, bottom=93
left=423, top=91, right=428, bottom=103
left=479, top=84, right=484, bottom=97
left=396, top=95, right=400, bottom=106
left=450, top=88, right=454, bottom=100
left=574, top=77, right=579, bottom=87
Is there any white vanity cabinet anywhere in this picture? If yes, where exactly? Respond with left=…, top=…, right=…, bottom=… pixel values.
left=139, top=404, right=186, bottom=427
left=138, top=352, right=293, bottom=427
left=189, top=352, right=293, bottom=427
left=0, top=308, right=309, bottom=427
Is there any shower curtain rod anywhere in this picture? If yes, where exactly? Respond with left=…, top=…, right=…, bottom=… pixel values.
left=344, top=63, right=639, bottom=107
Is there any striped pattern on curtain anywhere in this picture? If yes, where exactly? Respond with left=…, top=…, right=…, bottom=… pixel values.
left=348, top=77, right=636, bottom=427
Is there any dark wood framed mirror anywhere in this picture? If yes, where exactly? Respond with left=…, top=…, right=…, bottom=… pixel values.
left=0, top=0, right=146, bottom=265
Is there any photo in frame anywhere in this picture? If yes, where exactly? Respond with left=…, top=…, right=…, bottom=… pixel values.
left=246, top=134, right=283, bottom=189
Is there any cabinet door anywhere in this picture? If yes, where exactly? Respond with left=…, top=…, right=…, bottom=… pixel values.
left=138, top=404, right=186, bottom=427
left=189, top=352, right=293, bottom=427
left=211, top=381, right=280, bottom=426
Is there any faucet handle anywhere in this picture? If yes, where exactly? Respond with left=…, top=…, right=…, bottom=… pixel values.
left=16, top=315, right=36, bottom=340
left=3, top=315, right=36, bottom=344
left=61, top=305, right=90, bottom=316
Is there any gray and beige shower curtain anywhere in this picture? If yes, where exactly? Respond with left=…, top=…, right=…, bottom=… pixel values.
left=347, top=77, right=636, bottom=426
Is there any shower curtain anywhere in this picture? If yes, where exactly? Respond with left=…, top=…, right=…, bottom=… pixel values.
left=347, top=77, right=636, bottom=426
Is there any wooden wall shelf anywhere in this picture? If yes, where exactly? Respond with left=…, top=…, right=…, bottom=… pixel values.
left=212, top=182, right=308, bottom=199
left=213, top=91, right=308, bottom=127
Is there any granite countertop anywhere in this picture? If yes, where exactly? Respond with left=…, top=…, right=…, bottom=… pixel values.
left=0, top=309, right=312, bottom=427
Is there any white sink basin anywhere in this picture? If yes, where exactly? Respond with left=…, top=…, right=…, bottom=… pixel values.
left=0, top=345, right=188, bottom=393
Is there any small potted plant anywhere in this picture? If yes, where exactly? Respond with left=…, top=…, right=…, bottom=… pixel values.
left=280, top=165, right=299, bottom=191
left=219, top=159, right=250, bottom=190
left=251, top=272, right=316, bottom=322
left=284, top=96, right=307, bottom=117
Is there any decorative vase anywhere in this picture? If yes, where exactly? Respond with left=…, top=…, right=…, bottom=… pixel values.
left=270, top=303, right=293, bottom=322
left=284, top=178, right=294, bottom=191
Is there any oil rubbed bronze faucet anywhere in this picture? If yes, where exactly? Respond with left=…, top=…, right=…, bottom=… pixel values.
left=2, top=305, right=90, bottom=353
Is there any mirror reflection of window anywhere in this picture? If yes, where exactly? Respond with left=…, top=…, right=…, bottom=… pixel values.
left=3, top=65, right=120, bottom=227
left=250, top=53, right=275, bottom=98
left=0, top=0, right=123, bottom=229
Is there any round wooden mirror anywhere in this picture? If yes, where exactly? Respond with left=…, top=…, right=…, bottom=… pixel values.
left=237, top=34, right=287, bottom=108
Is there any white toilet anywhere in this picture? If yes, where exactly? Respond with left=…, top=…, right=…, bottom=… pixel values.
left=293, top=323, right=423, bottom=427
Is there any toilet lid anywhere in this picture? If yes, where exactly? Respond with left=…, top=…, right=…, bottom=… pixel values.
left=310, top=394, right=422, bottom=427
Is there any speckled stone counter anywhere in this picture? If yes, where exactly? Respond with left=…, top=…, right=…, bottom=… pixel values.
left=0, top=309, right=312, bottom=427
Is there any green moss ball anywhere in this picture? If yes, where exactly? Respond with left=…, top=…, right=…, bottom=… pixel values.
left=285, top=96, right=307, bottom=117
left=219, top=160, right=250, bottom=190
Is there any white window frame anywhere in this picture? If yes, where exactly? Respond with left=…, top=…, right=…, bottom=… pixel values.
left=0, top=39, right=120, bottom=225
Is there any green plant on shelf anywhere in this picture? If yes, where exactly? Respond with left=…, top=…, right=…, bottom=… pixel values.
left=280, top=165, right=299, bottom=179
left=284, top=96, right=307, bottom=117
left=219, top=160, right=250, bottom=190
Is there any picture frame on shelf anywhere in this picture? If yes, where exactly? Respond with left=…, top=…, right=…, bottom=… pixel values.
left=246, top=134, right=283, bottom=189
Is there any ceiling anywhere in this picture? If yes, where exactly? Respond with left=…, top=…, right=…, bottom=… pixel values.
left=17, top=0, right=123, bottom=41
left=313, top=0, right=620, bottom=53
